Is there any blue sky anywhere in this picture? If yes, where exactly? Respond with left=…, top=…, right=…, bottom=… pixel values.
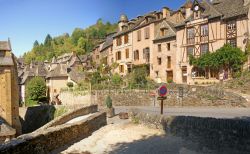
left=0, top=0, right=185, bottom=56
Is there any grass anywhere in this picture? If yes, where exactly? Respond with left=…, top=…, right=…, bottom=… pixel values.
left=54, top=106, right=68, bottom=118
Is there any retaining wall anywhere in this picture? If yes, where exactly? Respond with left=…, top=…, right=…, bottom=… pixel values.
left=130, top=111, right=250, bottom=154
left=93, top=85, right=247, bottom=107
left=0, top=112, right=106, bottom=154
left=59, top=91, right=91, bottom=106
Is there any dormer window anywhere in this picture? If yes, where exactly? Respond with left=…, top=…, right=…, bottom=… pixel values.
left=160, top=28, right=167, bottom=37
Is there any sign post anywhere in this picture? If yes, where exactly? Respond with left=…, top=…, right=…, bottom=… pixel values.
left=157, top=84, right=168, bottom=115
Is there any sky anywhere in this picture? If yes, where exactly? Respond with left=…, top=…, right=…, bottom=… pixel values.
left=0, top=0, right=186, bottom=57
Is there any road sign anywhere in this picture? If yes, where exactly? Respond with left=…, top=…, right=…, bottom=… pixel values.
left=158, top=85, right=168, bottom=97
left=157, top=84, right=168, bottom=115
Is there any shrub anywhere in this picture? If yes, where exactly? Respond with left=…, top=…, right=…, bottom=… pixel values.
left=105, top=95, right=113, bottom=108
left=26, top=77, right=47, bottom=106
left=67, top=82, right=74, bottom=88
left=111, top=73, right=122, bottom=85
left=54, top=106, right=68, bottom=118
left=167, top=79, right=173, bottom=83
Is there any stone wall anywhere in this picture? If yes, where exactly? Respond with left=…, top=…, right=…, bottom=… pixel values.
left=130, top=111, right=250, bottom=153
left=0, top=112, right=107, bottom=154
left=37, top=105, right=98, bottom=131
left=93, top=84, right=247, bottom=107
left=59, top=91, right=91, bottom=106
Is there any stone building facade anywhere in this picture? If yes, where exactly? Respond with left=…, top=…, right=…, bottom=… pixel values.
left=92, top=0, right=250, bottom=84
left=176, top=0, right=250, bottom=84
left=0, top=40, right=22, bottom=136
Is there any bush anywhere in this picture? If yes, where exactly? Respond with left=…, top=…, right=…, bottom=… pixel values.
left=26, top=77, right=47, bottom=106
left=167, top=79, right=173, bottom=83
left=67, top=82, right=74, bottom=88
left=25, top=99, right=38, bottom=107
left=111, top=73, right=122, bottom=85
left=105, top=95, right=113, bottom=108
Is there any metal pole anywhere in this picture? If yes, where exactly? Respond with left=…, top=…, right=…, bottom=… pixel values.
left=161, top=99, right=163, bottom=115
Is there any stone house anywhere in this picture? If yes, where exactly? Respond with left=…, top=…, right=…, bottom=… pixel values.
left=18, top=62, right=47, bottom=103
left=0, top=40, right=22, bottom=137
left=46, top=53, right=86, bottom=101
left=175, top=0, right=250, bottom=84
left=110, top=7, right=185, bottom=81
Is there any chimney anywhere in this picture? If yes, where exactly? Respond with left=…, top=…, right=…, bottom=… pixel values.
left=184, top=0, right=193, bottom=19
left=162, top=7, right=170, bottom=18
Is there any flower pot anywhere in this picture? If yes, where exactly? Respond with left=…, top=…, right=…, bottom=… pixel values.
left=106, top=107, right=115, bottom=118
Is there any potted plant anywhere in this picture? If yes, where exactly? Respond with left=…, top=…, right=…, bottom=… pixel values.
left=105, top=95, right=115, bottom=118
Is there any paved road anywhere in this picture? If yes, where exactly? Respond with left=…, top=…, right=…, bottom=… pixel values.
left=115, top=106, right=250, bottom=119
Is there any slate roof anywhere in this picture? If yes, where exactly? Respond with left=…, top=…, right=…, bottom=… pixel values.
left=19, top=62, right=47, bottom=84
left=100, top=33, right=115, bottom=52
left=46, top=64, right=68, bottom=78
left=153, top=20, right=177, bottom=42
left=176, top=0, right=249, bottom=28
left=69, top=67, right=85, bottom=84
left=113, top=12, right=161, bottom=38
left=0, top=57, right=14, bottom=66
left=0, top=41, right=11, bottom=51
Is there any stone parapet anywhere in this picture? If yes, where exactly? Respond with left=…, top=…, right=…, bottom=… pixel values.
left=37, top=105, right=98, bottom=131
left=129, top=111, right=250, bottom=153
left=0, top=111, right=106, bottom=154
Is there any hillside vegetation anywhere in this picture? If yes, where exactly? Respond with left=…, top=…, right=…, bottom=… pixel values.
left=23, top=19, right=117, bottom=64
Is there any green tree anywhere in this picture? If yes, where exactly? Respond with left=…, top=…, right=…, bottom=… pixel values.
left=26, top=77, right=47, bottom=106
left=189, top=44, right=247, bottom=76
left=33, top=40, right=39, bottom=47
left=44, top=34, right=52, bottom=46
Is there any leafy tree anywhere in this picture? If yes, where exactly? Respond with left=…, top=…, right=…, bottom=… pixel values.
left=33, top=40, right=39, bottom=47
left=23, top=19, right=118, bottom=63
left=26, top=77, right=47, bottom=106
left=189, top=44, right=247, bottom=76
left=44, top=34, right=52, bottom=46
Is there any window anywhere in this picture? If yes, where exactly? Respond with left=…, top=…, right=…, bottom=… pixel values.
left=124, top=34, right=129, bottom=44
left=200, top=44, right=209, bottom=55
left=201, top=24, right=208, bottom=42
left=143, top=48, right=150, bottom=62
left=226, top=21, right=237, bottom=47
left=160, top=28, right=166, bottom=37
left=192, top=67, right=205, bottom=78
left=227, top=39, right=237, bottom=47
left=134, top=50, right=139, bottom=60
left=145, top=27, right=150, bottom=39
left=187, top=46, right=194, bottom=56
left=167, top=43, right=171, bottom=51
left=157, top=57, right=162, bottom=65
left=227, top=21, right=236, bottom=31
left=155, top=71, right=159, bottom=77
left=116, top=51, right=121, bottom=60
left=0, top=51, right=5, bottom=57
left=119, top=65, right=124, bottom=73
left=187, top=28, right=195, bottom=44
left=158, top=44, right=162, bottom=52
left=127, top=64, right=132, bottom=73
left=125, top=49, right=129, bottom=59
left=137, top=30, right=141, bottom=41
left=116, top=37, right=122, bottom=46
left=167, top=56, right=171, bottom=68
